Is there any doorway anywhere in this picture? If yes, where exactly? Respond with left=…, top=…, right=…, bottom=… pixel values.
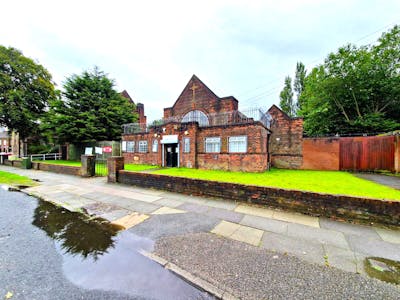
left=165, top=143, right=178, bottom=167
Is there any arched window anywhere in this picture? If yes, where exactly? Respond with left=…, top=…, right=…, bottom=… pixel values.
left=181, top=110, right=209, bottom=126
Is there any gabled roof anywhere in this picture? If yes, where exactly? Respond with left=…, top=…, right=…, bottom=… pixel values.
left=120, top=90, right=134, bottom=103
left=168, top=75, right=222, bottom=110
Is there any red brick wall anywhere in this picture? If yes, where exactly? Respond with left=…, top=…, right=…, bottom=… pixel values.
left=122, top=122, right=269, bottom=172
left=164, top=75, right=238, bottom=119
left=301, top=138, right=340, bottom=170
left=116, top=171, right=400, bottom=226
left=268, top=105, right=303, bottom=169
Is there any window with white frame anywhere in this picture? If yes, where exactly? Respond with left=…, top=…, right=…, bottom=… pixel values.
left=138, top=140, right=148, bottom=153
left=229, top=136, right=247, bottom=153
left=183, top=138, right=190, bottom=153
left=152, top=140, right=158, bottom=152
left=126, top=141, right=135, bottom=153
left=205, top=137, right=221, bottom=153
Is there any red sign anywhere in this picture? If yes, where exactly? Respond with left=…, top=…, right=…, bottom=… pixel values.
left=102, top=146, right=112, bottom=153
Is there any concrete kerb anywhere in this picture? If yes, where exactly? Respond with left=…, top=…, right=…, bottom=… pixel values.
left=140, top=251, right=238, bottom=300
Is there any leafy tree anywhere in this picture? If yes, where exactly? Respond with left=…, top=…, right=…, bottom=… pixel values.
left=294, top=62, right=306, bottom=110
left=299, top=25, right=400, bottom=135
left=0, top=46, right=55, bottom=150
left=44, top=67, right=136, bottom=144
left=279, top=76, right=294, bottom=117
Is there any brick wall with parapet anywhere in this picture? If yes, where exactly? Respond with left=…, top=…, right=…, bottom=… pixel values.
left=268, top=105, right=303, bottom=169
left=117, top=171, right=400, bottom=226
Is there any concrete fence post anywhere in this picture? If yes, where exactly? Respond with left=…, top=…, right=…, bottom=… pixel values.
left=107, top=156, right=124, bottom=183
left=81, top=155, right=96, bottom=177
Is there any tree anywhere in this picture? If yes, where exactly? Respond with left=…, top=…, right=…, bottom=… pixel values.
left=279, top=76, right=294, bottom=117
left=0, top=46, right=56, bottom=151
left=44, top=67, right=136, bottom=144
left=294, top=62, right=306, bottom=110
left=299, top=25, right=400, bottom=135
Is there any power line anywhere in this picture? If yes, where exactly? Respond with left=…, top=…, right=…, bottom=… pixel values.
left=238, top=19, right=400, bottom=105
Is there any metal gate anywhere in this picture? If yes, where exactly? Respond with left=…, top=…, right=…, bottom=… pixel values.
left=339, top=136, right=395, bottom=171
left=95, top=158, right=108, bottom=176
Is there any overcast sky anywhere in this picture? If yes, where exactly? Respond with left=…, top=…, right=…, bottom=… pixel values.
left=1, top=0, right=399, bottom=122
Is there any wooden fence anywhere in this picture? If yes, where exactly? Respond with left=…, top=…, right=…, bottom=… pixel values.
left=339, top=136, right=395, bottom=172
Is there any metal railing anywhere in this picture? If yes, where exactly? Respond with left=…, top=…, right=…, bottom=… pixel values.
left=29, top=153, right=61, bottom=161
left=122, top=107, right=272, bottom=134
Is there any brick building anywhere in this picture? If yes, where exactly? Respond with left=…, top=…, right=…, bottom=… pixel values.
left=122, top=75, right=272, bottom=172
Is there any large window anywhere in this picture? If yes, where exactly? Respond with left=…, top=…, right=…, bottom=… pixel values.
left=229, top=136, right=247, bottom=153
left=138, top=140, right=148, bottom=153
left=182, top=110, right=209, bottom=126
left=152, top=140, right=158, bottom=152
left=205, top=137, right=221, bottom=153
left=126, top=141, right=135, bottom=153
left=183, top=138, right=190, bottom=153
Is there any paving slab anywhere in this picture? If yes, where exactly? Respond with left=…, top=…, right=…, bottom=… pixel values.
left=154, top=197, right=184, bottom=208
left=205, top=207, right=244, bottom=223
left=99, top=209, right=132, bottom=222
left=111, top=212, right=149, bottom=229
left=261, top=231, right=325, bottom=265
left=323, top=244, right=358, bottom=273
left=158, top=192, right=208, bottom=204
left=122, top=200, right=161, bottom=214
left=346, top=234, right=400, bottom=261
left=234, top=204, right=274, bottom=219
left=178, top=202, right=210, bottom=214
left=151, top=207, right=186, bottom=215
left=129, top=212, right=220, bottom=240
left=230, top=225, right=264, bottom=246
left=240, top=214, right=288, bottom=234
left=211, top=221, right=241, bottom=237
left=273, top=210, right=320, bottom=228
left=287, top=223, right=350, bottom=249
left=375, top=227, right=400, bottom=244
left=204, top=199, right=237, bottom=211
left=111, top=189, right=162, bottom=203
left=320, top=218, right=381, bottom=239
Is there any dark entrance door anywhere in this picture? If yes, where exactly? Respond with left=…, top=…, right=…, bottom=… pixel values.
left=165, top=144, right=178, bottom=167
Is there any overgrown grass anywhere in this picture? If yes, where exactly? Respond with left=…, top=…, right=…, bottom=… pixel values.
left=152, top=168, right=400, bottom=201
left=0, top=170, right=37, bottom=187
left=35, top=160, right=81, bottom=167
left=124, top=164, right=160, bottom=172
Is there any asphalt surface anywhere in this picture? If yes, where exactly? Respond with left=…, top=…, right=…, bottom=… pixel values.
left=355, top=173, right=400, bottom=190
left=155, top=233, right=400, bottom=300
left=0, top=188, right=211, bottom=300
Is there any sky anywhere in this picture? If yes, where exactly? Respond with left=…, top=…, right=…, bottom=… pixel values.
left=1, top=0, right=399, bottom=122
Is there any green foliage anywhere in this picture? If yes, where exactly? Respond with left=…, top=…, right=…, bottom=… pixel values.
left=153, top=168, right=400, bottom=200
left=0, top=46, right=56, bottom=140
left=294, top=62, right=306, bottom=110
left=279, top=76, right=294, bottom=117
left=299, top=25, right=400, bottom=135
left=44, top=67, right=137, bottom=143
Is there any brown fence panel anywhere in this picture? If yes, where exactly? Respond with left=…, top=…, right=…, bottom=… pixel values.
left=339, top=136, right=395, bottom=171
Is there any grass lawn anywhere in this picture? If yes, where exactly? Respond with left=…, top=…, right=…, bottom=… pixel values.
left=124, top=164, right=160, bottom=172
left=35, top=160, right=81, bottom=167
left=0, top=170, right=37, bottom=187
left=152, top=168, right=400, bottom=201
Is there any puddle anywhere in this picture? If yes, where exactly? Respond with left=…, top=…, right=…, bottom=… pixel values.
left=32, top=200, right=213, bottom=299
left=364, top=257, right=400, bottom=285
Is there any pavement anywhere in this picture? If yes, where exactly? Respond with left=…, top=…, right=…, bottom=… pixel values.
left=2, top=165, right=400, bottom=299
left=355, top=173, right=400, bottom=190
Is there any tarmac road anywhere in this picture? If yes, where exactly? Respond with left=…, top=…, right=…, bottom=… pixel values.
left=0, top=188, right=211, bottom=300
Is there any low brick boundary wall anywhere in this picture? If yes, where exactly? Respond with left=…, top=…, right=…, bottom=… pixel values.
left=118, top=170, right=400, bottom=226
left=4, top=160, right=22, bottom=168
left=31, top=162, right=81, bottom=176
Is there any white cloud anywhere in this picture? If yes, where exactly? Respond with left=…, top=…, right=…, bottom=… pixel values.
left=1, top=0, right=400, bottom=121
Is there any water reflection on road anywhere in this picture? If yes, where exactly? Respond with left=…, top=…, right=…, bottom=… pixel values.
left=32, top=200, right=212, bottom=300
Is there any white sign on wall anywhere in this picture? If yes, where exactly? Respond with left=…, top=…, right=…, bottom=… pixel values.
left=160, top=135, right=178, bottom=144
